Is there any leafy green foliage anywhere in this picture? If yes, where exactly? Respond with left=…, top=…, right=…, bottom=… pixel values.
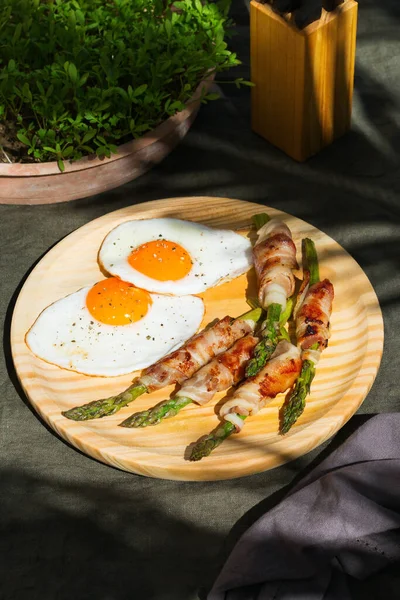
left=0, top=0, right=242, bottom=169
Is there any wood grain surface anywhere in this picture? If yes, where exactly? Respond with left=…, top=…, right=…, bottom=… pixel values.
left=11, top=197, right=383, bottom=480
left=250, top=0, right=358, bottom=161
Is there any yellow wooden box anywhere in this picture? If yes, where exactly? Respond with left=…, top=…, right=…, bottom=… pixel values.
left=250, top=0, right=358, bottom=161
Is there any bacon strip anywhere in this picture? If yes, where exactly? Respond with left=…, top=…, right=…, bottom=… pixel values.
left=220, top=340, right=302, bottom=430
left=139, top=316, right=254, bottom=392
left=253, top=219, right=298, bottom=309
left=176, top=334, right=258, bottom=406
left=296, top=279, right=334, bottom=352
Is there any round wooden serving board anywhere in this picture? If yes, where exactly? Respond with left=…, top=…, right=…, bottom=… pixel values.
left=11, top=197, right=384, bottom=480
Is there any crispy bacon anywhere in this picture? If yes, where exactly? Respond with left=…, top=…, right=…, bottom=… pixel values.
left=220, top=340, right=301, bottom=430
left=296, top=279, right=334, bottom=351
left=253, top=219, right=298, bottom=309
left=176, top=334, right=258, bottom=405
left=139, top=316, right=253, bottom=392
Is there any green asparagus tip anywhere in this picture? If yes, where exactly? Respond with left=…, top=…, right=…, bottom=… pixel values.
left=252, top=213, right=270, bottom=231
left=245, top=338, right=276, bottom=377
left=245, top=303, right=281, bottom=377
left=119, top=409, right=150, bottom=428
left=189, top=438, right=218, bottom=462
left=120, top=396, right=193, bottom=428
left=189, top=419, right=240, bottom=461
left=62, top=382, right=147, bottom=421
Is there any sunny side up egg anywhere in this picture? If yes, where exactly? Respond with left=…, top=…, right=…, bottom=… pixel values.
left=26, top=277, right=204, bottom=377
left=99, top=218, right=253, bottom=295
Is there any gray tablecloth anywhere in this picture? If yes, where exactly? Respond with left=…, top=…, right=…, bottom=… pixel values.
left=208, top=414, right=400, bottom=600
left=1, top=1, right=399, bottom=599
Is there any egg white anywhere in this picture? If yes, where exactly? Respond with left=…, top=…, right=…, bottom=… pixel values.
left=26, top=286, right=205, bottom=376
left=99, top=218, right=253, bottom=295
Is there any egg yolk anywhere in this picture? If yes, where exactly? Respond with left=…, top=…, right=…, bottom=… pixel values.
left=128, top=239, right=192, bottom=281
left=86, top=277, right=152, bottom=326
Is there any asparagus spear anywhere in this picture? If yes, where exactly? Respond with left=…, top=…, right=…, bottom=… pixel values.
left=245, top=211, right=297, bottom=377
left=62, top=382, right=147, bottom=421
left=120, top=395, right=193, bottom=428
left=190, top=213, right=295, bottom=461
left=279, top=354, right=316, bottom=435
left=279, top=238, right=320, bottom=435
left=250, top=294, right=293, bottom=341
left=244, top=293, right=294, bottom=375
left=119, top=307, right=263, bottom=428
left=62, top=307, right=262, bottom=422
left=189, top=417, right=246, bottom=462
left=245, top=303, right=281, bottom=377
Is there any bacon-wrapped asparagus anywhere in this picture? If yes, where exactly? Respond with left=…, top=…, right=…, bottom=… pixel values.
left=190, top=340, right=302, bottom=461
left=62, top=307, right=262, bottom=421
left=120, top=334, right=259, bottom=428
left=245, top=214, right=298, bottom=377
left=280, top=239, right=334, bottom=434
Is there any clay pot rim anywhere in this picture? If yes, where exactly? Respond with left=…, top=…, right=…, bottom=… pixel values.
left=0, top=76, right=213, bottom=178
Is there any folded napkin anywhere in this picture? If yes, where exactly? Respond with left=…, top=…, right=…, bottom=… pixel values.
left=208, top=414, right=400, bottom=600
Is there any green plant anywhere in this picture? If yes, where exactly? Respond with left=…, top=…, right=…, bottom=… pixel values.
left=0, top=0, right=249, bottom=171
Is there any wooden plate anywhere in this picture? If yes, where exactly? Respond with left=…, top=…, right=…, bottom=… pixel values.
left=11, top=198, right=384, bottom=480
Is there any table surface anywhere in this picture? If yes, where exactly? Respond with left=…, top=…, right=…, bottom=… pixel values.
left=1, top=1, right=400, bottom=599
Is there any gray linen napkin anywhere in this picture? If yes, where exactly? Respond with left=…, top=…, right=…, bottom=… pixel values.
left=208, top=414, right=400, bottom=600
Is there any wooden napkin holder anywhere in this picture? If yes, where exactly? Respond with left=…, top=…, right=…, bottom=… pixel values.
left=250, top=0, right=358, bottom=161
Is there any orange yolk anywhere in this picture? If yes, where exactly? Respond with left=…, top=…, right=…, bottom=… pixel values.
left=128, top=239, right=192, bottom=281
left=86, top=277, right=152, bottom=326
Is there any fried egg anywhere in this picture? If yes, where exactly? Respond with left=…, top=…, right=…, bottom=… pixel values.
left=26, top=277, right=204, bottom=376
left=99, top=218, right=253, bottom=295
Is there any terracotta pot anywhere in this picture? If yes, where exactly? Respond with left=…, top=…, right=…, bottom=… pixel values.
left=0, top=77, right=213, bottom=205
